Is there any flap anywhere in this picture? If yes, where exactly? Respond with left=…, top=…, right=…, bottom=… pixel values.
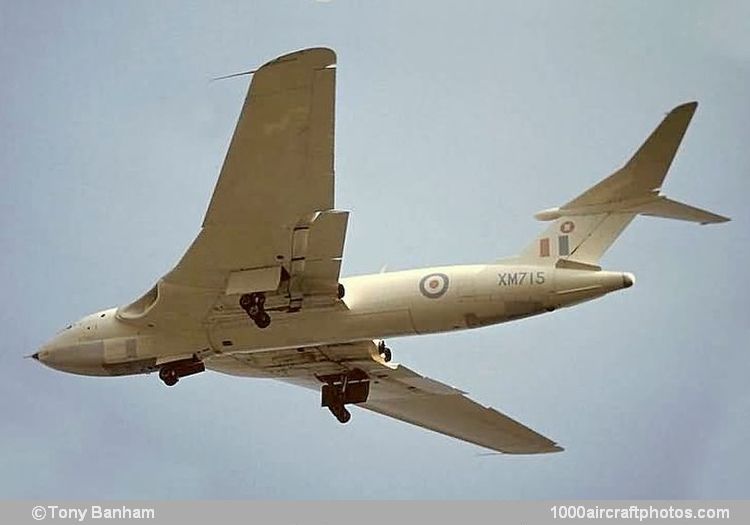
left=307, top=210, right=349, bottom=261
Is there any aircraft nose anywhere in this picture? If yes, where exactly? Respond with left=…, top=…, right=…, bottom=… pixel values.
left=622, top=272, right=636, bottom=288
left=28, top=348, right=52, bottom=365
left=26, top=350, right=44, bottom=362
left=32, top=342, right=107, bottom=375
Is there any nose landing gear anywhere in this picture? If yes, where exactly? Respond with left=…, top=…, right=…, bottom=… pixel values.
left=240, top=292, right=271, bottom=329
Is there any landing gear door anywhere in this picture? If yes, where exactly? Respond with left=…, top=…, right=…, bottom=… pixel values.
left=225, top=266, right=282, bottom=295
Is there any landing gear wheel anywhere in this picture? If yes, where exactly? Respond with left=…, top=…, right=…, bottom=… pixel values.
left=337, top=408, right=351, bottom=424
left=328, top=404, right=351, bottom=424
left=240, top=292, right=271, bottom=328
left=377, top=341, right=392, bottom=362
left=239, top=293, right=253, bottom=309
left=159, top=368, right=179, bottom=387
left=240, top=293, right=265, bottom=314
left=320, top=369, right=370, bottom=424
left=255, top=312, right=271, bottom=329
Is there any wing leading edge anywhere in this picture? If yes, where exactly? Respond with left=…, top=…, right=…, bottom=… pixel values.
left=206, top=341, right=562, bottom=455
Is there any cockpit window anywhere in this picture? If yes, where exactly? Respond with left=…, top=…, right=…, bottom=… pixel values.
left=56, top=324, right=73, bottom=334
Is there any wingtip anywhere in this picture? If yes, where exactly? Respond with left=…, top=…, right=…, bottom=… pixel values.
left=266, top=47, right=336, bottom=68
left=701, top=215, right=731, bottom=225
left=211, top=47, right=337, bottom=83
left=534, top=443, right=565, bottom=454
left=671, top=101, right=698, bottom=114
left=501, top=442, right=565, bottom=455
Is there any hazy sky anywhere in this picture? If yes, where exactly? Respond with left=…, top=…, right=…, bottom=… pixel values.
left=2, top=0, right=748, bottom=499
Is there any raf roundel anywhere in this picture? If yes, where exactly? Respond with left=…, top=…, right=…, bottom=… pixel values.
left=419, top=273, right=450, bottom=299
left=560, top=220, right=575, bottom=234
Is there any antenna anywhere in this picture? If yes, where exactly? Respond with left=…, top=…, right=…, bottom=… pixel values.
left=210, top=69, right=257, bottom=82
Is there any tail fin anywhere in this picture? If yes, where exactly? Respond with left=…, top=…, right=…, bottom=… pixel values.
left=518, top=102, right=730, bottom=266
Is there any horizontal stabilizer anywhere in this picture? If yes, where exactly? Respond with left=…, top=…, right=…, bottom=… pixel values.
left=638, top=197, right=730, bottom=225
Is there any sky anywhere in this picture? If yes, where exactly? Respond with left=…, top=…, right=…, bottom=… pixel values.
left=1, top=0, right=748, bottom=499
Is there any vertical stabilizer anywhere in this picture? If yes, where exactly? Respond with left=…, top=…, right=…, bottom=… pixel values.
left=515, top=102, right=729, bottom=266
left=519, top=213, right=635, bottom=266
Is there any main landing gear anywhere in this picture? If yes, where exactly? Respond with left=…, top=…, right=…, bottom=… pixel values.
left=240, top=292, right=271, bottom=329
left=319, top=369, right=370, bottom=424
left=158, top=356, right=205, bottom=386
left=378, top=340, right=392, bottom=362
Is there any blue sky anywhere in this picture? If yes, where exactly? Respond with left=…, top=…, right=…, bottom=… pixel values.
left=1, top=0, right=748, bottom=499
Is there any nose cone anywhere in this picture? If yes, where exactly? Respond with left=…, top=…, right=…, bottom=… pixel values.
left=622, top=272, right=636, bottom=288
left=31, top=342, right=107, bottom=376
left=31, top=347, right=53, bottom=364
left=28, top=347, right=52, bottom=367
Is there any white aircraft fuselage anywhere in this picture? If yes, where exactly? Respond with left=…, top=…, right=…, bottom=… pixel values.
left=36, top=264, right=632, bottom=377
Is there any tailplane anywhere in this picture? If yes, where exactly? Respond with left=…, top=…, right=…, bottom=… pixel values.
left=518, top=102, right=729, bottom=266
